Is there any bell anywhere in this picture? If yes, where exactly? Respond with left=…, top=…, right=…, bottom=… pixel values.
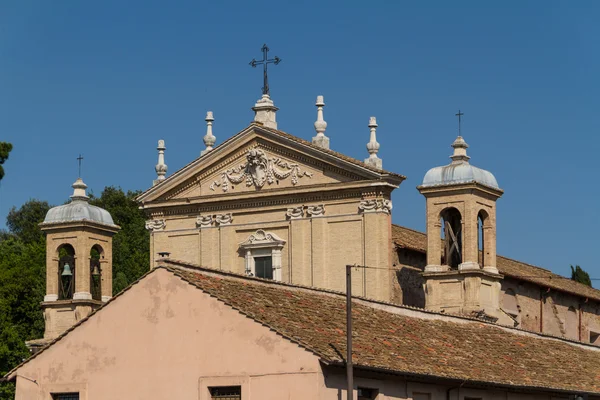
left=61, top=263, right=73, bottom=276
left=91, top=264, right=100, bottom=276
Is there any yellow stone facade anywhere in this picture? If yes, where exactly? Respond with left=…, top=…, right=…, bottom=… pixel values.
left=138, top=123, right=404, bottom=302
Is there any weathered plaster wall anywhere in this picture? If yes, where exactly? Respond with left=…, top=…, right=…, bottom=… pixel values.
left=391, top=248, right=426, bottom=308
left=15, top=269, right=323, bottom=400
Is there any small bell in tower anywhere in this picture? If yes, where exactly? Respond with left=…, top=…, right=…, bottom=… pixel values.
left=62, top=263, right=73, bottom=276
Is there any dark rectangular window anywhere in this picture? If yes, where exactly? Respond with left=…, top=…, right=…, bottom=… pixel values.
left=210, top=386, right=241, bottom=400
left=52, top=394, right=79, bottom=400
left=358, top=387, right=378, bottom=400
left=590, top=331, right=600, bottom=345
left=254, top=256, right=273, bottom=280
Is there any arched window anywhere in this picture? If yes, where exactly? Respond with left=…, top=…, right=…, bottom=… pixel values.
left=477, top=210, right=489, bottom=267
left=90, top=245, right=103, bottom=301
left=57, top=244, right=75, bottom=300
left=440, top=207, right=462, bottom=269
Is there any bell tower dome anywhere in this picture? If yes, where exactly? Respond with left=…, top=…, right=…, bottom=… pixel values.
left=417, top=133, right=503, bottom=320
left=38, top=178, right=120, bottom=342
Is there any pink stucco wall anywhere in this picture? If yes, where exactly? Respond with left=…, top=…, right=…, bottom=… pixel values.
left=14, top=269, right=323, bottom=400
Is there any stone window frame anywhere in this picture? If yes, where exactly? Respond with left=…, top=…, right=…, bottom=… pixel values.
left=239, top=229, right=286, bottom=281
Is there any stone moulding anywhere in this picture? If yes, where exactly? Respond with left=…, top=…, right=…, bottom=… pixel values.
left=196, top=215, right=213, bottom=228
left=358, top=199, right=392, bottom=214
left=214, top=213, right=233, bottom=226
left=209, top=149, right=313, bottom=192
left=239, top=229, right=286, bottom=248
left=145, top=219, right=166, bottom=231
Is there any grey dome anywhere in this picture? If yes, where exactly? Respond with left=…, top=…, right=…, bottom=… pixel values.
left=422, top=163, right=499, bottom=189
left=420, top=136, right=500, bottom=190
left=42, top=178, right=117, bottom=227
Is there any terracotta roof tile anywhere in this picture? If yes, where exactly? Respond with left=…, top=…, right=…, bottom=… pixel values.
left=391, top=224, right=600, bottom=303
left=171, top=266, right=600, bottom=395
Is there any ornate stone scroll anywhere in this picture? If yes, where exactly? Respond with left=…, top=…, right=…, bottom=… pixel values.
left=286, top=206, right=304, bottom=220
left=145, top=219, right=166, bottom=231
left=306, top=204, right=325, bottom=217
left=215, top=213, right=233, bottom=226
left=358, top=199, right=392, bottom=214
left=196, top=215, right=213, bottom=228
left=209, top=149, right=313, bottom=192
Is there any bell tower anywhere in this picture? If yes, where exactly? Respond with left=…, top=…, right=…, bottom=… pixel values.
left=418, top=133, right=503, bottom=320
left=37, top=178, right=120, bottom=343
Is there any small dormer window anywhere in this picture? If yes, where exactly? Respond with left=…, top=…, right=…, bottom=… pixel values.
left=239, top=230, right=286, bottom=281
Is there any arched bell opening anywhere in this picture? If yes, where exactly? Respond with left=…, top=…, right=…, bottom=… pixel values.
left=57, top=244, right=76, bottom=300
left=478, top=209, right=491, bottom=268
left=440, top=207, right=462, bottom=269
left=90, top=245, right=103, bottom=301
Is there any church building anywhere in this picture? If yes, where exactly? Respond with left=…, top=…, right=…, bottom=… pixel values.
left=5, top=79, right=600, bottom=399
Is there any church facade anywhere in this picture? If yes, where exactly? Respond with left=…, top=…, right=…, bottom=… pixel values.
left=6, top=92, right=600, bottom=399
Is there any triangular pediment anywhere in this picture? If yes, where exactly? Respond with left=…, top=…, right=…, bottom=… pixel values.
left=138, top=124, right=404, bottom=204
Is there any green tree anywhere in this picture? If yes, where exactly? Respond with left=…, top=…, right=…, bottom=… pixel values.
left=571, top=265, right=592, bottom=287
left=0, top=142, right=13, bottom=181
left=6, top=200, right=51, bottom=244
left=89, top=187, right=149, bottom=294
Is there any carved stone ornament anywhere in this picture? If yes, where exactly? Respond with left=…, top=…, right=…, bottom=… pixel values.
left=358, top=199, right=392, bottom=214
left=215, top=213, right=233, bottom=226
left=196, top=215, right=213, bottom=228
left=239, top=229, right=286, bottom=248
left=145, top=219, right=166, bottom=231
left=306, top=204, right=325, bottom=217
left=210, top=148, right=313, bottom=192
left=286, top=206, right=304, bottom=220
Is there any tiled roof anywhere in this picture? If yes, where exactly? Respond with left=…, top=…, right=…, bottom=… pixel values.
left=391, top=225, right=600, bottom=303
left=169, top=265, right=600, bottom=395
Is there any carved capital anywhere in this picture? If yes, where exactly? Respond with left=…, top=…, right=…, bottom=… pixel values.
left=196, top=215, right=213, bottom=228
left=145, top=219, right=166, bottom=231
left=215, top=213, right=233, bottom=226
left=306, top=204, right=325, bottom=217
left=358, top=199, right=392, bottom=214
left=286, top=206, right=304, bottom=220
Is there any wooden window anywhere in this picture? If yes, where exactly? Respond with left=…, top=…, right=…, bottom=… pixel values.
left=52, top=394, right=79, bottom=400
left=358, top=387, right=378, bottom=400
left=254, top=256, right=273, bottom=280
left=209, top=386, right=241, bottom=400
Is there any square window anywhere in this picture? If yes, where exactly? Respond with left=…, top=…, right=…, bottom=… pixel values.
left=209, top=386, right=241, bottom=400
left=590, top=331, right=600, bottom=345
left=358, top=387, right=378, bottom=400
left=52, top=394, right=79, bottom=400
left=254, top=256, right=273, bottom=280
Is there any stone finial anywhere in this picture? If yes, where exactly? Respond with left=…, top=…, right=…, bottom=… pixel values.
left=364, top=117, right=382, bottom=169
left=450, top=136, right=470, bottom=163
left=252, top=94, right=279, bottom=129
left=312, top=95, right=329, bottom=149
left=153, top=140, right=168, bottom=186
left=201, top=111, right=216, bottom=156
left=70, top=178, right=89, bottom=201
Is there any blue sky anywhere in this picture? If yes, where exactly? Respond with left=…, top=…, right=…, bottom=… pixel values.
left=1, top=1, right=598, bottom=283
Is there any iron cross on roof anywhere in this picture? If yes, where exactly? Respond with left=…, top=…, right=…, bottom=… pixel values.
left=77, top=154, right=84, bottom=178
left=455, top=110, right=464, bottom=136
left=249, top=44, right=281, bottom=96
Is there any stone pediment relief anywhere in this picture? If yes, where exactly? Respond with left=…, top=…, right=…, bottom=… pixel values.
left=209, top=149, right=313, bottom=192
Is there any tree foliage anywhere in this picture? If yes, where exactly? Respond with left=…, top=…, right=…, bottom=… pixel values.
left=0, top=142, right=13, bottom=181
left=571, top=265, right=592, bottom=287
left=0, top=187, right=149, bottom=397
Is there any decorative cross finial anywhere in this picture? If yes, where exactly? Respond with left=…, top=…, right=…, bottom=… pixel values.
left=201, top=111, right=216, bottom=156
left=364, top=117, right=382, bottom=169
left=154, top=140, right=168, bottom=186
left=77, top=154, right=84, bottom=178
left=455, top=109, right=464, bottom=136
left=312, top=95, right=330, bottom=149
left=249, top=44, right=281, bottom=96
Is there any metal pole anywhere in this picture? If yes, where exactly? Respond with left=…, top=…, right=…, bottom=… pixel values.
left=346, top=264, right=353, bottom=400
